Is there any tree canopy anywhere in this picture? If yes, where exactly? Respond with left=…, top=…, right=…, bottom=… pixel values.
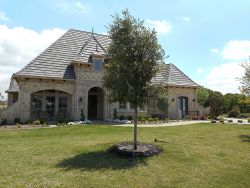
left=240, top=58, right=250, bottom=94
left=104, top=9, right=166, bottom=149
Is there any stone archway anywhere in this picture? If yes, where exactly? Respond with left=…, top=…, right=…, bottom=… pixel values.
left=87, top=87, right=104, bottom=120
left=30, top=90, right=72, bottom=122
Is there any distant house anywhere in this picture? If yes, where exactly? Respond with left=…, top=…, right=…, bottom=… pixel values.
left=0, top=29, right=206, bottom=123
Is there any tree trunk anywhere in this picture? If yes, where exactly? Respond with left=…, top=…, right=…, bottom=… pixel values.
left=134, top=106, right=138, bottom=150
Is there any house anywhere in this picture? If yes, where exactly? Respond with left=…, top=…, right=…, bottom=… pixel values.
left=0, top=29, right=206, bottom=124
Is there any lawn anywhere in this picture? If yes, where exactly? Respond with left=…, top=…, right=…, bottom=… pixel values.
left=0, top=123, right=249, bottom=188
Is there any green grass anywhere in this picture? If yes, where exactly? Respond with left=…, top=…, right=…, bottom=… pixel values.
left=0, top=124, right=249, bottom=188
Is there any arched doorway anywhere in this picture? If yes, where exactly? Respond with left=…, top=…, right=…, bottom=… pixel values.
left=30, top=90, right=71, bottom=122
left=88, top=87, right=104, bottom=120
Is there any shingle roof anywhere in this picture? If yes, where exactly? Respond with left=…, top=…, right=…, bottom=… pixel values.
left=152, top=63, right=199, bottom=87
left=14, top=29, right=111, bottom=79
left=6, top=78, right=19, bottom=93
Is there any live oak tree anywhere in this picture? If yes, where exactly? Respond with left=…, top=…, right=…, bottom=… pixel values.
left=104, top=10, right=165, bottom=150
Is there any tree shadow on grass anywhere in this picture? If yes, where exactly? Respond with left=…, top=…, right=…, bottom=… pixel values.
left=57, top=150, right=148, bottom=171
left=238, top=135, right=250, bottom=143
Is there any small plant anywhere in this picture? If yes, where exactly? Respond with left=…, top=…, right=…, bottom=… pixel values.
left=42, top=122, right=47, bottom=127
left=33, top=120, right=40, bottom=126
left=80, top=109, right=85, bottom=121
left=211, top=120, right=217, bottom=123
left=16, top=124, right=21, bottom=128
left=184, top=115, right=191, bottom=120
left=127, top=116, right=133, bottom=121
left=219, top=118, right=224, bottom=124
left=228, top=119, right=233, bottom=123
left=237, top=119, right=243, bottom=123
left=248, top=118, right=250, bottom=123
left=113, top=108, right=118, bottom=119
left=119, top=115, right=125, bottom=120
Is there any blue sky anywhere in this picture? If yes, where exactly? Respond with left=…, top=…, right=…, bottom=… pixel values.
left=0, top=0, right=250, bottom=97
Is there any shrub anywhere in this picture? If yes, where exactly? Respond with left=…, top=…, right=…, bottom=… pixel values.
left=140, top=117, right=146, bottom=123
left=119, top=115, right=125, bottom=120
left=153, top=117, right=159, bottom=122
left=127, top=116, right=133, bottom=121
left=248, top=118, right=250, bottom=123
left=16, top=124, right=21, bottom=128
left=148, top=117, right=153, bottom=122
left=25, top=120, right=31, bottom=125
left=14, top=118, right=20, bottom=124
left=211, top=120, right=217, bottom=123
left=0, top=119, right=7, bottom=126
left=33, top=120, right=40, bottom=125
left=228, top=119, right=233, bottom=123
left=113, top=108, right=118, bottom=119
left=228, top=110, right=240, bottom=118
left=164, top=118, right=169, bottom=123
left=238, top=120, right=243, bottom=123
left=219, top=118, right=224, bottom=124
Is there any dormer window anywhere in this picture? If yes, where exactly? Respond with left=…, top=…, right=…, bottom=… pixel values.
left=95, top=60, right=103, bottom=71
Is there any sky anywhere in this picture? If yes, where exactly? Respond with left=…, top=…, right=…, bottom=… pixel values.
left=0, top=0, right=250, bottom=98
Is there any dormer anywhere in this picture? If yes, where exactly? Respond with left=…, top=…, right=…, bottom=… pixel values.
left=71, top=33, right=109, bottom=73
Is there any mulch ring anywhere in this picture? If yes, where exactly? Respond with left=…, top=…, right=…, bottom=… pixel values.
left=108, top=142, right=163, bottom=158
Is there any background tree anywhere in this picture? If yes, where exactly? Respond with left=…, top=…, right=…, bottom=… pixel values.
left=240, top=58, right=250, bottom=94
left=104, top=10, right=165, bottom=150
left=197, top=87, right=212, bottom=108
left=197, top=87, right=224, bottom=118
left=209, top=91, right=224, bottom=118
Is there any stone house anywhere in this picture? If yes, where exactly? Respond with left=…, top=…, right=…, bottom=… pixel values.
left=0, top=29, right=206, bottom=123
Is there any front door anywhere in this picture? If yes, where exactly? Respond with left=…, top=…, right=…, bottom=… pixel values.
left=179, top=97, right=188, bottom=118
left=88, top=94, right=97, bottom=120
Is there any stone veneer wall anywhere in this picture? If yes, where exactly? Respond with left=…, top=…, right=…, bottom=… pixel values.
left=147, top=86, right=208, bottom=119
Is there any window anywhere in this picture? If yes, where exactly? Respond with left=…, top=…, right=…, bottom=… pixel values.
left=119, top=102, right=127, bottom=110
left=58, top=97, right=68, bottom=113
left=139, top=105, right=146, bottom=111
left=46, top=96, right=55, bottom=116
left=95, top=60, right=103, bottom=71
left=32, top=96, right=42, bottom=111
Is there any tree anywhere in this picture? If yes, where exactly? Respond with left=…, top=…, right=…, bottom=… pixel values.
left=197, top=87, right=212, bottom=108
left=223, top=93, right=241, bottom=113
left=104, top=10, right=165, bottom=150
left=209, top=91, right=224, bottom=118
left=240, top=58, right=250, bottom=94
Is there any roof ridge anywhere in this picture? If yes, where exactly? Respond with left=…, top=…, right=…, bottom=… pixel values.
left=68, top=28, right=109, bottom=37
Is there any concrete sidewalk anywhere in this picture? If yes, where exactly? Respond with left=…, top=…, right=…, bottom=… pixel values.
left=110, top=120, right=209, bottom=127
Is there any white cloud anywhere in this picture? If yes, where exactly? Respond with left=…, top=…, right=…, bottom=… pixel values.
left=201, top=62, right=244, bottom=94
left=0, top=25, right=65, bottom=98
left=179, top=16, right=191, bottom=22
left=0, top=11, right=10, bottom=22
left=146, top=19, right=172, bottom=34
left=211, top=48, right=219, bottom=53
left=196, top=68, right=204, bottom=74
left=59, top=1, right=90, bottom=14
left=222, top=40, right=250, bottom=60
